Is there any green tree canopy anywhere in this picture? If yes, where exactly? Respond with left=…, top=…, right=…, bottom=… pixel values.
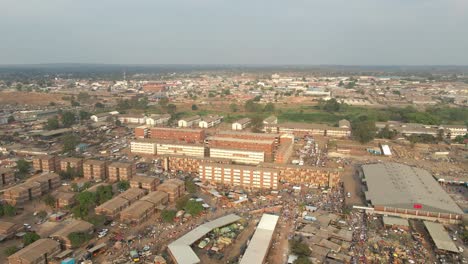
left=352, top=119, right=377, bottom=143
left=43, top=194, right=56, bottom=209
left=161, top=210, right=177, bottom=223
left=46, top=116, right=60, bottom=130
left=62, top=134, right=79, bottom=153
left=184, top=200, right=204, bottom=216
left=62, top=111, right=77, bottom=127
left=23, top=232, right=40, bottom=246
left=68, top=232, right=92, bottom=248
left=117, top=181, right=130, bottom=192
left=16, top=159, right=31, bottom=174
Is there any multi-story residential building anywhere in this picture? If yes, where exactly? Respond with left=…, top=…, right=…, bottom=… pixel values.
left=0, top=167, right=14, bottom=188
left=178, top=115, right=201, bottom=128
left=157, top=179, right=185, bottom=202
left=209, top=148, right=265, bottom=165
left=206, top=136, right=276, bottom=162
left=130, top=139, right=157, bottom=155
left=232, top=118, right=251, bottom=131
left=59, top=157, right=83, bottom=172
left=264, top=122, right=351, bottom=138
left=440, top=125, right=467, bottom=139
left=145, top=114, right=171, bottom=126
left=199, top=115, right=223, bottom=128
left=83, top=160, right=107, bottom=181
left=199, top=162, right=279, bottom=189
left=3, top=172, right=60, bottom=206
left=90, top=113, right=112, bottom=122
left=135, top=127, right=206, bottom=143
left=130, top=175, right=160, bottom=191
left=107, top=162, right=136, bottom=182
left=33, top=155, right=59, bottom=172
left=156, top=141, right=205, bottom=158
left=118, top=114, right=147, bottom=125
left=8, top=238, right=61, bottom=264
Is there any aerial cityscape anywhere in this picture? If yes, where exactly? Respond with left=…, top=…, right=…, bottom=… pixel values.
left=1, top=1, right=467, bottom=264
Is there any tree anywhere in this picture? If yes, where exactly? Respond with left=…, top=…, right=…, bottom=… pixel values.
left=352, top=120, right=376, bottom=143
left=184, top=200, right=204, bottom=216
left=290, top=240, right=311, bottom=256
left=2, top=204, right=16, bottom=217
left=68, top=232, right=92, bottom=248
left=16, top=159, right=31, bottom=174
left=253, top=95, right=262, bottom=102
left=191, top=104, right=198, bottom=111
left=79, top=111, right=91, bottom=121
left=37, top=210, right=47, bottom=219
left=43, top=194, right=56, bottom=209
left=71, top=100, right=80, bottom=107
left=377, top=125, right=397, bottom=139
left=229, top=103, right=239, bottom=112
left=264, top=102, right=275, bottom=112
left=117, top=181, right=130, bottom=192
left=62, top=134, right=79, bottom=153
left=176, top=195, right=190, bottom=210
left=245, top=100, right=261, bottom=112
left=161, top=210, right=177, bottom=223
left=115, top=119, right=122, bottom=126
left=96, top=185, right=113, bottom=204
left=159, top=97, right=169, bottom=108
left=454, top=134, right=468, bottom=144
left=62, top=111, right=77, bottom=127
left=185, top=179, right=197, bottom=194
left=77, top=92, right=90, bottom=102
left=250, top=115, right=264, bottom=133
left=46, top=116, right=60, bottom=130
left=95, top=102, right=105, bottom=108
left=320, top=98, right=342, bottom=112
left=23, top=232, right=40, bottom=246
left=4, top=246, right=18, bottom=256
left=338, top=80, right=344, bottom=87
left=7, top=115, right=15, bottom=123
left=167, top=104, right=177, bottom=115
left=294, top=256, right=312, bottom=264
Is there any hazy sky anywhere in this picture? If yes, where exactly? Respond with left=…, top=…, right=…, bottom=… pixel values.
left=1, top=0, right=467, bottom=65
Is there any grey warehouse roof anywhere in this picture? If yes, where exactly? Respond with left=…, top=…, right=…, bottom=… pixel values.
left=424, top=221, right=459, bottom=253
left=363, top=163, right=463, bottom=215
left=240, top=214, right=279, bottom=264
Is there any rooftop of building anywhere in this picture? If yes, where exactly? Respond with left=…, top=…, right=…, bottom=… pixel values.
left=130, top=175, right=159, bottom=184
left=150, top=127, right=204, bottom=133
left=233, top=118, right=251, bottom=124
left=424, top=221, right=459, bottom=253
left=141, top=191, right=167, bottom=204
left=9, top=238, right=60, bottom=262
left=216, top=130, right=280, bottom=138
left=83, top=159, right=107, bottom=165
left=363, top=163, right=463, bottom=215
left=120, top=200, right=154, bottom=217
left=108, top=162, right=134, bottom=169
left=240, top=214, right=279, bottom=264
left=50, top=219, right=93, bottom=239
left=207, top=136, right=274, bottom=145
left=168, top=214, right=241, bottom=264
left=96, top=197, right=129, bottom=211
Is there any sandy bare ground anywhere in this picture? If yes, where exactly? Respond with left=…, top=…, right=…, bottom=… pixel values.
left=0, top=91, right=66, bottom=106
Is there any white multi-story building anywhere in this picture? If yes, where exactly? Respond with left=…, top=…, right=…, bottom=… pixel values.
left=178, top=115, right=201, bottom=128
left=199, top=163, right=278, bottom=189
left=118, top=115, right=146, bottom=124
left=146, top=114, right=171, bottom=126
left=199, top=115, right=222, bottom=128
left=156, top=142, right=205, bottom=158
left=130, top=140, right=157, bottom=155
left=209, top=148, right=264, bottom=165
left=232, top=118, right=251, bottom=131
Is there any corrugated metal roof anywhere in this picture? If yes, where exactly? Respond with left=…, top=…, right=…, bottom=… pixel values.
left=240, top=214, right=279, bottom=264
left=424, top=221, right=459, bottom=253
left=363, top=163, right=463, bottom=215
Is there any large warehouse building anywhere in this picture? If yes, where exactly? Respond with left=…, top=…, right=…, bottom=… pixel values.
left=240, top=214, right=279, bottom=264
left=361, top=163, right=463, bottom=223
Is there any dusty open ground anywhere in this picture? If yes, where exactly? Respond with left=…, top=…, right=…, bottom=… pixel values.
left=0, top=91, right=66, bottom=106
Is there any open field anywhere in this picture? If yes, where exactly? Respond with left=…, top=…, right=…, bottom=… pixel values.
left=0, top=91, right=66, bottom=106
